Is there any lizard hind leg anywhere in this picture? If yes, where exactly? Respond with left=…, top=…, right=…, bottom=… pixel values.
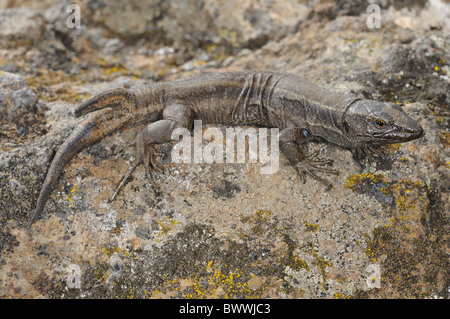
left=109, top=138, right=158, bottom=204
left=110, top=103, right=193, bottom=201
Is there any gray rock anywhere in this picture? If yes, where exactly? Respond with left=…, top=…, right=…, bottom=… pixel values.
left=0, top=7, right=46, bottom=47
left=88, top=0, right=310, bottom=51
left=0, top=0, right=448, bottom=300
left=0, top=71, right=37, bottom=120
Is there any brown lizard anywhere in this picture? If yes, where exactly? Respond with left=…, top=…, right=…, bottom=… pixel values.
left=27, top=71, right=424, bottom=229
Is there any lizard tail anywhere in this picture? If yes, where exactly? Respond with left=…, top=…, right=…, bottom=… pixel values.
left=74, top=88, right=136, bottom=118
left=27, top=107, right=133, bottom=229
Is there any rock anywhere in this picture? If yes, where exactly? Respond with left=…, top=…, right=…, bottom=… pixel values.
left=380, top=36, right=450, bottom=106
left=204, top=0, right=310, bottom=48
left=88, top=0, right=310, bottom=52
left=386, top=0, right=450, bottom=32
left=0, top=0, right=448, bottom=300
left=92, top=0, right=163, bottom=38
left=0, top=71, right=38, bottom=120
left=0, top=7, right=46, bottom=47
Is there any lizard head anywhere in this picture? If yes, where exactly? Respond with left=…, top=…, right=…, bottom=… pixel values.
left=342, top=100, right=423, bottom=147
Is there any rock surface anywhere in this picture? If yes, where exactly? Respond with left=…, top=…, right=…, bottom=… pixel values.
left=0, top=0, right=449, bottom=299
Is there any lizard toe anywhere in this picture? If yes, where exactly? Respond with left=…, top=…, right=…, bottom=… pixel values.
left=295, top=159, right=336, bottom=186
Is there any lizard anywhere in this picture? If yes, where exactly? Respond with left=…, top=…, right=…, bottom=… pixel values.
left=27, top=71, right=424, bottom=229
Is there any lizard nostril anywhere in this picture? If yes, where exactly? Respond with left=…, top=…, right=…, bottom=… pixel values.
left=405, top=124, right=423, bottom=139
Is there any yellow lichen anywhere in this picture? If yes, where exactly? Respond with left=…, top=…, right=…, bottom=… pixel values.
left=0, top=144, right=13, bottom=152
left=381, top=179, right=429, bottom=237
left=290, top=256, right=309, bottom=271
left=304, top=222, right=320, bottom=233
left=241, top=210, right=274, bottom=236
left=56, top=184, right=78, bottom=207
left=305, top=244, right=332, bottom=291
left=144, top=260, right=258, bottom=299
left=154, top=217, right=179, bottom=241
left=345, top=173, right=384, bottom=190
left=333, top=292, right=351, bottom=299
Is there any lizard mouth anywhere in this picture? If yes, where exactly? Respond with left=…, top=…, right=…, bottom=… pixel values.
left=372, top=125, right=424, bottom=142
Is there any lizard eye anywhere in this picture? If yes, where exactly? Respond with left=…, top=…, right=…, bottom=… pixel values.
left=375, top=120, right=386, bottom=127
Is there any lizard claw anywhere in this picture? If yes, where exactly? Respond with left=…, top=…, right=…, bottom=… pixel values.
left=305, top=150, right=334, bottom=166
left=143, top=153, right=164, bottom=178
left=294, top=156, right=339, bottom=187
left=110, top=145, right=165, bottom=203
left=110, top=161, right=140, bottom=203
left=150, top=157, right=164, bottom=173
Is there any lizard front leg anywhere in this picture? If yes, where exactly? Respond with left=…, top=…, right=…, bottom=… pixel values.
left=111, top=103, right=193, bottom=201
left=350, top=146, right=389, bottom=171
left=279, top=127, right=338, bottom=186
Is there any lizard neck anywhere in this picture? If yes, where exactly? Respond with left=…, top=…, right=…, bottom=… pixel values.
left=266, top=74, right=359, bottom=147
left=305, top=97, right=360, bottom=147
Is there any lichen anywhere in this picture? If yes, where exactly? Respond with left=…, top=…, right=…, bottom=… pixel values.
left=345, top=173, right=384, bottom=191
left=56, top=183, right=79, bottom=208
left=304, top=222, right=320, bottom=233
left=240, top=210, right=274, bottom=236
left=360, top=183, right=449, bottom=298
left=154, top=216, right=179, bottom=241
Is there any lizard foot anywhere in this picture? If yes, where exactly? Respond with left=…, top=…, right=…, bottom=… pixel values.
left=363, top=147, right=390, bottom=170
left=149, top=148, right=166, bottom=173
left=294, top=151, right=339, bottom=187
left=142, top=147, right=166, bottom=181
left=109, top=153, right=164, bottom=203
left=109, top=145, right=165, bottom=203
left=352, top=147, right=389, bottom=170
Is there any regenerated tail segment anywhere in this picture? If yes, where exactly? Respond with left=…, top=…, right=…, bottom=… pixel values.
left=27, top=107, right=132, bottom=229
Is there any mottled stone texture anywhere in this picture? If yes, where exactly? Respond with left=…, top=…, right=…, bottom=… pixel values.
left=0, top=0, right=449, bottom=299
